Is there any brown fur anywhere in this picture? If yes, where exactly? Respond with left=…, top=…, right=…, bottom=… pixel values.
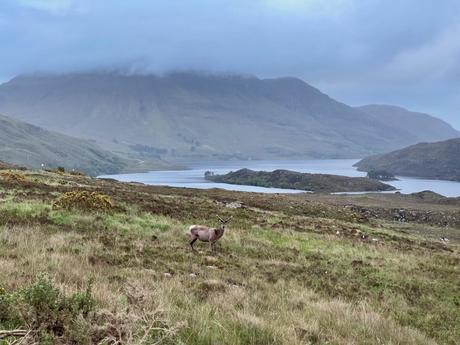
left=188, top=217, right=231, bottom=251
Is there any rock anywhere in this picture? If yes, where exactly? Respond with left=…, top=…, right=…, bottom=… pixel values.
left=226, top=201, right=244, bottom=209
left=394, top=209, right=407, bottom=222
left=205, top=256, right=218, bottom=263
left=164, top=272, right=173, bottom=277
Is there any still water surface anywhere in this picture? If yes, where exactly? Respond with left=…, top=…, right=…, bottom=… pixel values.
left=99, top=159, right=460, bottom=197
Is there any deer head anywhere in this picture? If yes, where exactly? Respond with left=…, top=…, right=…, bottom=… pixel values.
left=217, top=215, right=233, bottom=228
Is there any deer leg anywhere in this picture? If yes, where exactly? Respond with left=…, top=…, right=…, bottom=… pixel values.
left=189, top=237, right=198, bottom=251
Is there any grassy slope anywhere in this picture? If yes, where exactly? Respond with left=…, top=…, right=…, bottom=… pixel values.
left=0, top=114, right=180, bottom=177
left=355, top=138, right=460, bottom=182
left=0, top=169, right=459, bottom=344
left=0, top=114, right=130, bottom=176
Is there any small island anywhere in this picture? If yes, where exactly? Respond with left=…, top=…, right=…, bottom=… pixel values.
left=205, top=168, right=396, bottom=193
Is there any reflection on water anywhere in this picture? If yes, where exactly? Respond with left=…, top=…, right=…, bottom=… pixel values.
left=99, top=159, right=460, bottom=197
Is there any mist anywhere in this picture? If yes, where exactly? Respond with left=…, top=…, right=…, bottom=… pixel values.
left=1, top=0, right=459, bottom=127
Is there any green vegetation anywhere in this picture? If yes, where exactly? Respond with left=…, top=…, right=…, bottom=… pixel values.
left=206, top=168, right=396, bottom=193
left=53, top=191, right=114, bottom=211
left=356, top=138, right=460, bottom=182
left=0, top=113, right=129, bottom=176
left=1, top=73, right=458, bottom=161
left=0, top=167, right=458, bottom=344
left=0, top=275, right=94, bottom=344
left=367, top=170, right=397, bottom=181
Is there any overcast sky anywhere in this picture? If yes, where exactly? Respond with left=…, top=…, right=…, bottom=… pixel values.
left=1, top=0, right=459, bottom=128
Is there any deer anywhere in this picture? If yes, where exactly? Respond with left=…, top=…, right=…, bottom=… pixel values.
left=188, top=216, right=232, bottom=252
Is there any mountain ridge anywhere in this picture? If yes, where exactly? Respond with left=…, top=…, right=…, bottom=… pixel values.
left=356, top=104, right=459, bottom=144
left=0, top=71, right=458, bottom=160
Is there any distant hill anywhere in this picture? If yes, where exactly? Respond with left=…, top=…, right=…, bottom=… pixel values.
left=0, top=113, right=128, bottom=175
left=355, top=138, right=460, bottom=181
left=205, top=168, right=395, bottom=193
left=356, top=105, right=459, bottom=144
left=0, top=72, right=457, bottom=160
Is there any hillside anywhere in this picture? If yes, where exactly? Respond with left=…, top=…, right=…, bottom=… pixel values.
left=357, top=105, right=459, bottom=143
left=0, top=166, right=458, bottom=344
left=206, top=168, right=395, bottom=193
left=355, top=138, right=460, bottom=181
left=0, top=113, right=128, bottom=175
left=0, top=72, right=458, bottom=160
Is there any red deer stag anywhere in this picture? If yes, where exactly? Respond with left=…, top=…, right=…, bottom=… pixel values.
left=188, top=216, right=232, bottom=252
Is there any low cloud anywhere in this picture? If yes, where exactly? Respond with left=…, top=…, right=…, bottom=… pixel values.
left=1, top=0, right=459, bottom=128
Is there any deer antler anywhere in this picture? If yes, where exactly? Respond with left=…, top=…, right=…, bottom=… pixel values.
left=225, top=216, right=233, bottom=222
left=217, top=215, right=225, bottom=222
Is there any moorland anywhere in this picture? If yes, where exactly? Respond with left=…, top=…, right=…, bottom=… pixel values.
left=0, top=165, right=459, bottom=344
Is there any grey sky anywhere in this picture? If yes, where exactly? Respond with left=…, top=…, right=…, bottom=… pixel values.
left=1, top=0, right=459, bottom=128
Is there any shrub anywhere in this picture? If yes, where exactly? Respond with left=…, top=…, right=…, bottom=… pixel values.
left=69, top=170, right=86, bottom=177
left=53, top=191, right=114, bottom=211
left=45, top=167, right=66, bottom=175
left=0, top=171, right=27, bottom=183
left=0, top=286, right=22, bottom=328
left=0, top=275, right=95, bottom=343
left=20, top=275, right=94, bottom=331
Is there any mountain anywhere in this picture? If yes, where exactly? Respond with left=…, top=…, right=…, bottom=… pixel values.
left=0, top=113, right=128, bottom=175
left=356, top=105, right=459, bottom=144
left=0, top=72, right=458, bottom=160
left=355, top=138, right=460, bottom=181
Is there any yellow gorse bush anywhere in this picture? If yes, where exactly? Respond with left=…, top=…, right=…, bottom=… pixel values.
left=0, top=171, right=27, bottom=183
left=53, top=191, right=114, bottom=211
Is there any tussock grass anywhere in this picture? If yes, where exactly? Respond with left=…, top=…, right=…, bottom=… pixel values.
left=0, top=173, right=458, bottom=344
left=0, top=199, right=50, bottom=224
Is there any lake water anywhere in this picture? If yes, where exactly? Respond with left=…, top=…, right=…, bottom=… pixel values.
left=99, top=159, right=460, bottom=197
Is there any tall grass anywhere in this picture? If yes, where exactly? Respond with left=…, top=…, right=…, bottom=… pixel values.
left=0, top=179, right=458, bottom=344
